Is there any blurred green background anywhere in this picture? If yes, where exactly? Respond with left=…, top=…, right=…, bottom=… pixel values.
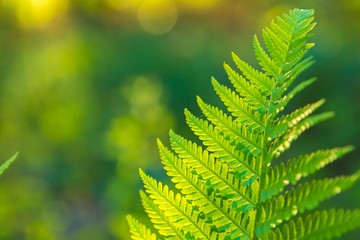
left=0, top=0, right=359, bottom=239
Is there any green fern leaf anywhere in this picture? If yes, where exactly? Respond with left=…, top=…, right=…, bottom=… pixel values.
left=0, top=152, right=17, bottom=176
left=231, top=52, right=275, bottom=97
left=128, top=8, right=360, bottom=240
left=127, top=215, right=157, bottom=240
left=261, top=209, right=360, bottom=240
left=253, top=35, right=279, bottom=77
left=269, top=99, right=325, bottom=140
left=139, top=169, right=213, bottom=239
left=257, top=172, right=360, bottom=236
left=184, top=109, right=261, bottom=176
left=196, top=96, right=263, bottom=154
left=211, top=78, right=266, bottom=130
left=270, top=112, right=334, bottom=158
left=224, top=62, right=268, bottom=111
left=168, top=131, right=258, bottom=208
left=261, top=146, right=354, bottom=201
left=140, top=190, right=183, bottom=238
left=276, top=77, right=316, bottom=112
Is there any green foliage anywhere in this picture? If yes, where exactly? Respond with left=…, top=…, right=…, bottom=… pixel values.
left=127, top=215, right=157, bottom=240
left=0, top=153, right=17, bottom=176
left=128, top=9, right=360, bottom=240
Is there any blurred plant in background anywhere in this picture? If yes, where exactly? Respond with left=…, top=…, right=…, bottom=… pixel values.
left=104, top=76, right=174, bottom=238
left=0, top=0, right=358, bottom=239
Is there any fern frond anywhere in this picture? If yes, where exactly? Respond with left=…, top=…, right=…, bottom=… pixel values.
left=169, top=131, right=258, bottom=205
left=262, top=27, right=288, bottom=63
left=159, top=138, right=253, bottom=216
left=166, top=131, right=261, bottom=239
left=263, top=9, right=315, bottom=69
left=269, top=99, right=325, bottom=140
left=196, top=96, right=263, bottom=154
left=257, top=172, right=360, bottom=236
left=279, top=57, right=315, bottom=94
left=276, top=77, right=316, bottom=112
left=231, top=52, right=275, bottom=96
left=211, top=78, right=266, bottom=131
left=140, top=190, right=183, bottom=239
left=271, top=112, right=334, bottom=158
left=261, top=209, right=360, bottom=240
left=224, top=62, right=268, bottom=111
left=139, top=169, right=213, bottom=239
left=258, top=9, right=316, bottom=108
left=184, top=109, right=261, bottom=176
left=253, top=35, right=279, bottom=77
left=261, top=146, right=354, bottom=201
left=129, top=8, right=360, bottom=240
left=127, top=215, right=157, bottom=240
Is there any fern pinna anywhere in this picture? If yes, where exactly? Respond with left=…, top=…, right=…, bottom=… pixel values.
left=127, top=8, right=360, bottom=240
left=0, top=153, right=17, bottom=176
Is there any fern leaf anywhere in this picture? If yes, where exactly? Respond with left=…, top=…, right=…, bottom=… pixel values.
left=211, top=78, right=266, bottom=131
left=127, top=215, right=157, bottom=240
left=231, top=52, right=275, bottom=96
left=261, top=28, right=283, bottom=69
left=169, top=131, right=258, bottom=206
left=156, top=134, right=259, bottom=239
left=184, top=109, right=261, bottom=176
left=280, top=57, right=315, bottom=92
left=139, top=169, right=212, bottom=239
left=271, top=112, right=334, bottom=158
left=276, top=77, right=316, bottom=112
left=196, top=96, right=263, bottom=153
left=261, top=146, right=354, bottom=201
left=253, top=35, right=279, bottom=77
left=140, top=190, right=183, bottom=239
left=0, top=152, right=17, bottom=175
left=257, top=172, right=360, bottom=236
left=224, top=62, right=268, bottom=111
left=258, top=9, right=315, bottom=101
left=263, top=27, right=288, bottom=62
left=261, top=209, right=360, bottom=240
left=269, top=99, right=325, bottom=140
left=129, top=8, right=360, bottom=240
left=158, top=138, right=254, bottom=221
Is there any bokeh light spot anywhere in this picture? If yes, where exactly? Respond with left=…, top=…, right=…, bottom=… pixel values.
left=179, top=0, right=220, bottom=10
left=15, top=0, right=69, bottom=28
left=106, top=0, right=143, bottom=11
left=137, top=0, right=177, bottom=35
